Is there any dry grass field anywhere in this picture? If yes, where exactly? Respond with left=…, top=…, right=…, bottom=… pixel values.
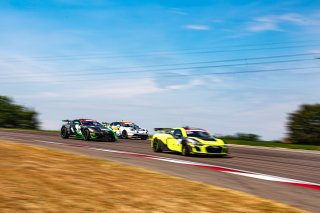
left=0, top=140, right=308, bottom=213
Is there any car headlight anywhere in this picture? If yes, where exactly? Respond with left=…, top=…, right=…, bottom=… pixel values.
left=88, top=128, right=96, bottom=132
left=187, top=138, right=203, bottom=146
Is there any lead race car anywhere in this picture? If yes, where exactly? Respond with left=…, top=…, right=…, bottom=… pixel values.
left=151, top=127, right=228, bottom=156
left=60, top=119, right=118, bottom=142
left=109, top=120, right=148, bottom=140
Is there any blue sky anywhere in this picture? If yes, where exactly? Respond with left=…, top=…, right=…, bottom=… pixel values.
left=1, top=0, right=320, bottom=140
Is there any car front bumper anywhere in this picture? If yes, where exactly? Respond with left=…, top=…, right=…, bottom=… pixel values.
left=90, top=131, right=116, bottom=140
left=128, top=133, right=148, bottom=138
left=190, top=145, right=228, bottom=155
left=127, top=131, right=148, bottom=137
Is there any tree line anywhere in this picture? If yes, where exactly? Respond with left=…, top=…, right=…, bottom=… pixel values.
left=0, top=96, right=39, bottom=129
left=0, top=95, right=319, bottom=145
left=287, top=104, right=320, bottom=145
left=221, top=104, right=320, bottom=145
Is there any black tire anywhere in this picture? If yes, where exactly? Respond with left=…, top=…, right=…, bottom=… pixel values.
left=122, top=130, right=128, bottom=139
left=141, top=136, right=148, bottom=140
left=182, top=145, right=191, bottom=156
left=215, top=154, right=227, bottom=158
left=109, top=135, right=116, bottom=142
left=153, top=139, right=162, bottom=152
left=60, top=127, right=69, bottom=139
left=83, top=129, right=90, bottom=141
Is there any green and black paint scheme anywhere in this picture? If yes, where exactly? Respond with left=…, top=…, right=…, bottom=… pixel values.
left=60, top=119, right=118, bottom=142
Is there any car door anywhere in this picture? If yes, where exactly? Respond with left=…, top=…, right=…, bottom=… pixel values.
left=64, top=120, right=72, bottom=134
left=167, top=129, right=183, bottom=151
left=111, top=122, right=121, bottom=135
left=71, top=120, right=82, bottom=136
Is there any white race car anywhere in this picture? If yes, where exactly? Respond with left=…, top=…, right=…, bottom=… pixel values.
left=110, top=121, right=148, bottom=140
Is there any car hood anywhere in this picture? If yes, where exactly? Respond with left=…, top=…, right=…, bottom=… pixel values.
left=87, top=126, right=111, bottom=132
left=126, top=127, right=147, bottom=131
left=190, top=137, right=225, bottom=145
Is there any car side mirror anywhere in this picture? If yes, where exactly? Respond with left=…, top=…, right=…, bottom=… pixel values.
left=174, top=134, right=182, bottom=139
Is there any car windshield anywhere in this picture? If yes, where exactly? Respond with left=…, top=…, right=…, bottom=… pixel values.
left=123, top=123, right=139, bottom=129
left=83, top=121, right=104, bottom=127
left=186, top=131, right=212, bottom=139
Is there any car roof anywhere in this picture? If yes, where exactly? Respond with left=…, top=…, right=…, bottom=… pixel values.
left=79, top=119, right=97, bottom=123
left=183, top=127, right=208, bottom=132
left=112, top=120, right=134, bottom=124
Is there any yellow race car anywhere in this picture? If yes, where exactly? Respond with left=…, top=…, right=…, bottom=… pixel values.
left=151, top=127, right=228, bottom=156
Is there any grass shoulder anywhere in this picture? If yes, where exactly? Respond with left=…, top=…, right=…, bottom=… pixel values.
left=0, top=127, right=59, bottom=133
left=222, top=138, right=320, bottom=151
left=0, top=140, right=306, bottom=213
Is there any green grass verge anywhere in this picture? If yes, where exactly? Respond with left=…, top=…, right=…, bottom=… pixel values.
left=222, top=138, right=320, bottom=151
left=0, top=127, right=59, bottom=133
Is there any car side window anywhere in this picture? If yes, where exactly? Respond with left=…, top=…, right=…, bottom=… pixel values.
left=72, top=120, right=81, bottom=131
left=173, top=129, right=182, bottom=139
left=72, top=120, right=80, bottom=125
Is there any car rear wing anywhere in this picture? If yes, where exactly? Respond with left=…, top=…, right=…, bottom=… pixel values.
left=154, top=128, right=172, bottom=133
left=61, top=119, right=71, bottom=123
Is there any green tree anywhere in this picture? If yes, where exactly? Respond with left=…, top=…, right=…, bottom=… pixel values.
left=234, top=133, right=261, bottom=141
left=287, top=104, right=320, bottom=145
left=0, top=96, right=40, bottom=129
left=222, top=133, right=261, bottom=141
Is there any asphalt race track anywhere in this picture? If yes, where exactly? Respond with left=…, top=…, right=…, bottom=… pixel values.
left=0, top=129, right=319, bottom=212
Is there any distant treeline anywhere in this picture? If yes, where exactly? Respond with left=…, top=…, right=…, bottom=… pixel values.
left=220, top=104, right=320, bottom=145
left=0, top=96, right=39, bottom=129
left=220, top=133, right=262, bottom=142
left=287, top=104, right=320, bottom=145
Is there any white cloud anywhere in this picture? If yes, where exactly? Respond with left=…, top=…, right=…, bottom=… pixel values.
left=79, top=79, right=162, bottom=98
left=29, top=79, right=162, bottom=100
left=184, top=25, right=211, bottom=31
left=166, top=78, right=205, bottom=90
left=247, top=13, right=309, bottom=32
left=26, top=77, right=207, bottom=101
left=248, top=22, right=280, bottom=32
left=277, top=13, right=307, bottom=25
left=168, top=8, right=188, bottom=16
left=0, top=55, right=59, bottom=83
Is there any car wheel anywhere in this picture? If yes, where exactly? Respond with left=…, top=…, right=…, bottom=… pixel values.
left=110, top=135, right=116, bottom=142
left=60, top=127, right=69, bottom=139
left=182, top=145, right=191, bottom=156
left=84, top=129, right=90, bottom=141
left=122, top=130, right=128, bottom=139
left=141, top=136, right=148, bottom=140
left=153, top=139, right=162, bottom=152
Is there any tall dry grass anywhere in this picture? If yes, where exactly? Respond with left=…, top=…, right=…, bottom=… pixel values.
left=0, top=140, right=308, bottom=213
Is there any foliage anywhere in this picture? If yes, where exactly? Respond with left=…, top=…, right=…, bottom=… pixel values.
left=222, top=133, right=261, bottom=141
left=0, top=96, right=39, bottom=129
left=287, top=104, right=320, bottom=145
left=224, top=139, right=320, bottom=151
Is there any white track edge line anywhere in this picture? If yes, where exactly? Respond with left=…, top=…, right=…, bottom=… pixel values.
left=32, top=139, right=320, bottom=187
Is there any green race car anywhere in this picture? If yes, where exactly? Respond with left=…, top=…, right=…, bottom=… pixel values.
left=60, top=119, right=118, bottom=142
left=151, top=127, right=228, bottom=156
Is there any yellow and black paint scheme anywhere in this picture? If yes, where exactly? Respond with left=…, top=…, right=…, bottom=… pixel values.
left=151, top=127, right=228, bottom=156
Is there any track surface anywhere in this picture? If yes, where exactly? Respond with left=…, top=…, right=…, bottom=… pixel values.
left=1, top=129, right=319, bottom=212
